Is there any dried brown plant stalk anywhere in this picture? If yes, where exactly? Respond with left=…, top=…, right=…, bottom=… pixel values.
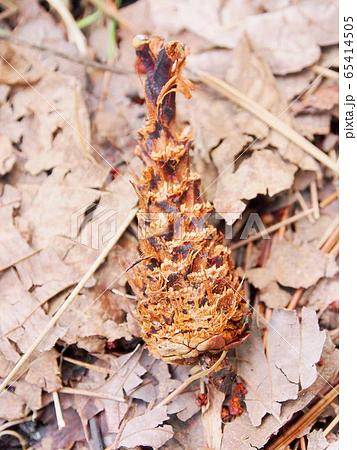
left=127, top=35, right=250, bottom=364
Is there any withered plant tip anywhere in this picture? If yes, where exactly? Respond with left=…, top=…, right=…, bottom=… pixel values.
left=127, top=35, right=250, bottom=364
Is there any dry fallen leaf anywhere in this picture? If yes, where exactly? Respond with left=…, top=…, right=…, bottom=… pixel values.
left=223, top=336, right=338, bottom=449
left=307, top=429, right=338, bottom=450
left=236, top=309, right=325, bottom=426
left=245, top=0, right=338, bottom=74
left=202, top=385, right=225, bottom=450
left=117, top=405, right=174, bottom=448
left=248, top=238, right=338, bottom=289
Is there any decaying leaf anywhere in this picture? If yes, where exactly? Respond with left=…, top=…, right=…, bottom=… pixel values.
left=307, top=430, right=338, bottom=450
left=223, top=336, right=338, bottom=449
left=245, top=0, right=338, bottom=74
left=117, top=406, right=173, bottom=448
left=236, top=309, right=325, bottom=426
left=248, top=238, right=338, bottom=289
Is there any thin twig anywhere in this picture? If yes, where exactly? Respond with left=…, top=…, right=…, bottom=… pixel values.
left=0, top=208, right=137, bottom=394
left=295, top=191, right=314, bottom=223
left=317, top=217, right=339, bottom=249
left=312, top=65, right=339, bottom=81
left=0, top=32, right=129, bottom=75
left=156, top=351, right=227, bottom=408
left=323, top=414, right=339, bottom=437
left=63, top=356, right=115, bottom=375
left=268, top=384, right=339, bottom=449
left=52, top=391, right=66, bottom=429
left=60, top=387, right=123, bottom=402
left=47, top=0, right=87, bottom=55
left=310, top=181, right=320, bottom=220
left=195, top=69, right=338, bottom=174
left=319, top=191, right=338, bottom=209
left=231, top=209, right=314, bottom=249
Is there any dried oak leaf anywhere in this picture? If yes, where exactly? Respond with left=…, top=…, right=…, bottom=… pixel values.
left=0, top=268, right=66, bottom=362
left=247, top=238, right=338, bottom=289
left=223, top=336, right=338, bottom=449
left=236, top=309, right=325, bottom=426
left=117, top=406, right=173, bottom=448
left=245, top=0, right=338, bottom=74
left=0, top=184, right=33, bottom=271
left=15, top=247, right=79, bottom=304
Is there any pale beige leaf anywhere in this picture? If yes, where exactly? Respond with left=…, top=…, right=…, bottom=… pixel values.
left=0, top=134, right=16, bottom=175
left=202, top=386, right=225, bottom=450
left=117, top=406, right=173, bottom=448
left=245, top=0, right=338, bottom=74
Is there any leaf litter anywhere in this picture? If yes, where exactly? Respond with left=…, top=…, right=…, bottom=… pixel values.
left=0, top=0, right=338, bottom=448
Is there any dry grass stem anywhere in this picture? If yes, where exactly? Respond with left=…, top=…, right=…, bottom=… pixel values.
left=320, top=191, right=338, bottom=209
left=310, top=181, right=320, bottom=220
left=312, top=65, right=339, bottom=81
left=62, top=356, right=115, bottom=375
left=60, top=387, right=123, bottom=402
left=52, top=391, right=66, bottom=429
left=231, top=209, right=314, bottom=249
left=323, top=414, right=339, bottom=437
left=295, top=191, right=314, bottom=223
left=47, top=0, right=87, bottom=55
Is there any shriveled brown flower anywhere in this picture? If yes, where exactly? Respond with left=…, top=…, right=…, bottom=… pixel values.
left=127, top=35, right=250, bottom=363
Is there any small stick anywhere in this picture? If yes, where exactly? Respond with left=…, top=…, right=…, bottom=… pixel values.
left=311, top=65, right=339, bottom=81
left=195, top=70, right=338, bottom=174
left=317, top=217, right=339, bottom=249
left=60, top=387, right=123, bottom=402
left=52, top=391, right=66, bottom=429
left=287, top=288, right=304, bottom=311
left=0, top=33, right=129, bottom=75
left=329, top=241, right=339, bottom=257
left=295, top=191, right=314, bottom=223
left=0, top=208, right=137, bottom=394
left=323, top=414, right=339, bottom=437
left=267, top=385, right=339, bottom=449
left=156, top=351, right=227, bottom=408
left=310, top=181, right=320, bottom=220
left=0, top=415, right=32, bottom=432
left=62, top=356, right=115, bottom=375
left=47, top=0, right=87, bottom=55
left=231, top=209, right=314, bottom=249
left=320, top=191, right=338, bottom=209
